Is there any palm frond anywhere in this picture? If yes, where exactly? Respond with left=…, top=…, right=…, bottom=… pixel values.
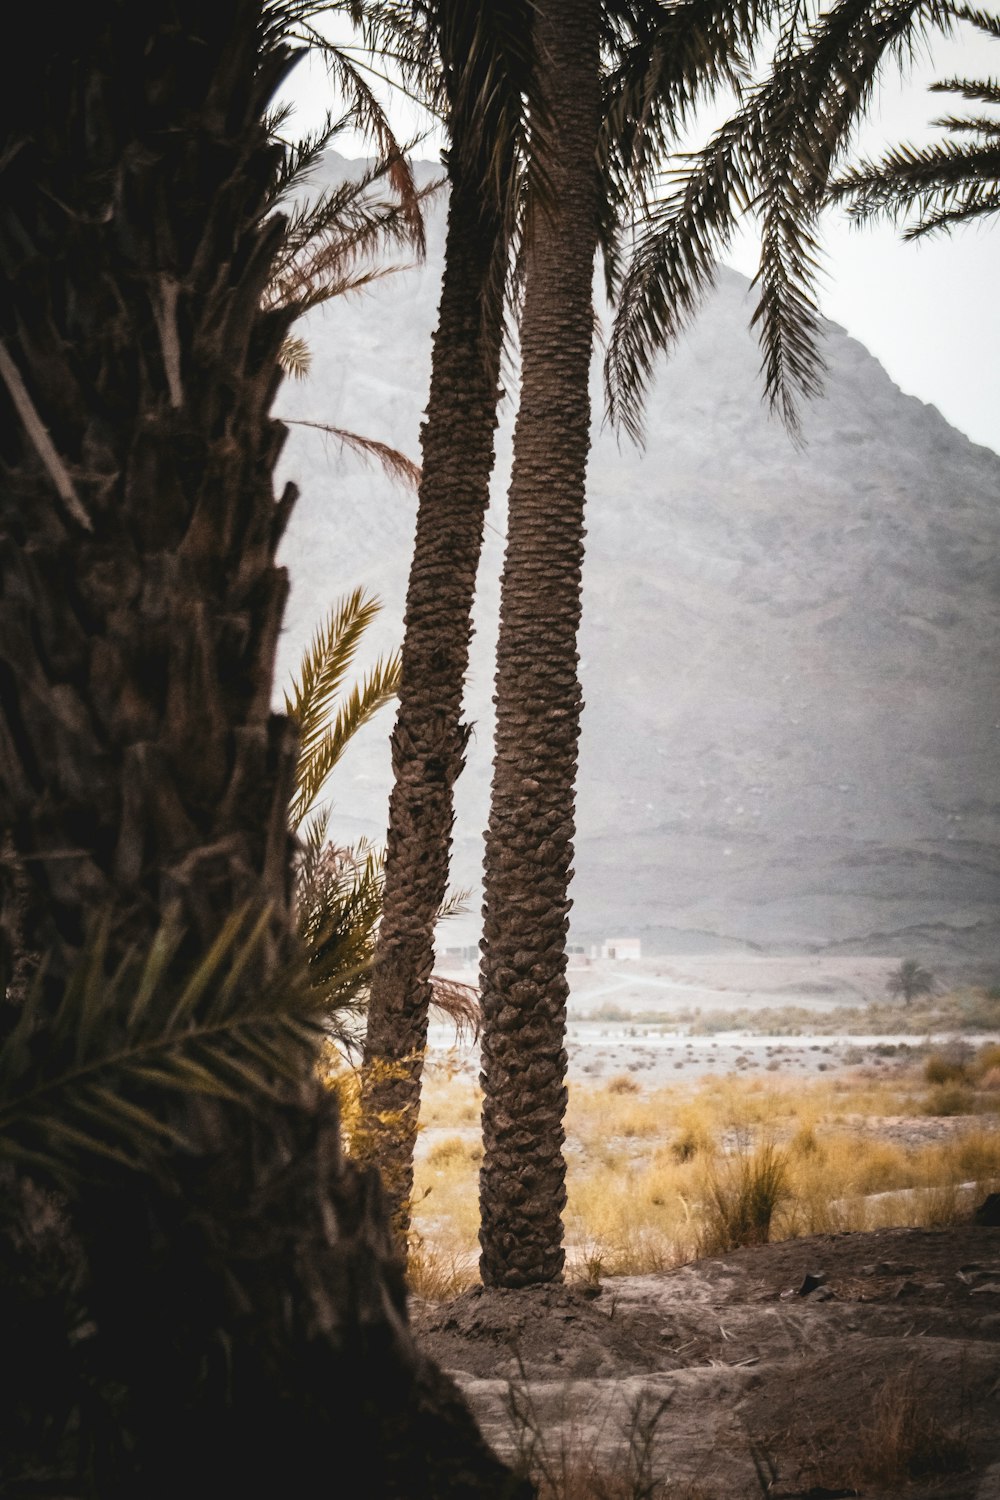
left=831, top=137, right=1000, bottom=233
left=267, top=108, right=355, bottom=210
left=607, top=0, right=965, bottom=438
left=283, top=589, right=384, bottom=777
left=427, top=976, right=480, bottom=1043
left=284, top=420, right=420, bottom=488
left=264, top=160, right=441, bottom=314
left=0, top=909, right=324, bottom=1185
left=930, top=73, right=1000, bottom=103
left=933, top=111, right=1000, bottom=133
left=293, top=19, right=428, bottom=250
left=900, top=181, right=1000, bottom=232
left=943, top=3, right=1000, bottom=37
left=279, top=334, right=313, bottom=379
left=288, top=652, right=401, bottom=832
left=296, top=840, right=384, bottom=1050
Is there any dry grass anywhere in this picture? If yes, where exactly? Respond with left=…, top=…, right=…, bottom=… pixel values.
left=848, top=1367, right=968, bottom=1487
left=696, top=1139, right=790, bottom=1255
left=504, top=1373, right=680, bottom=1500
left=406, top=1045, right=1000, bottom=1293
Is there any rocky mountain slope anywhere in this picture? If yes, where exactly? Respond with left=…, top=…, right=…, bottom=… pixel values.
left=274, top=155, right=1000, bottom=965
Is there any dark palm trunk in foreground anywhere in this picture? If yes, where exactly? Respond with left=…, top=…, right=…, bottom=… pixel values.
left=0, top=4, right=525, bottom=1491
left=479, top=0, right=602, bottom=1288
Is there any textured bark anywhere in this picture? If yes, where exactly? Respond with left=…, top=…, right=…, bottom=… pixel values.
left=0, top=5, right=527, bottom=1492
left=478, top=0, right=602, bottom=1289
left=0, top=0, right=299, bottom=988
left=359, top=178, right=507, bottom=1240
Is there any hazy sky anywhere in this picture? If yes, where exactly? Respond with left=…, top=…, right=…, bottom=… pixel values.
left=280, top=21, right=999, bottom=454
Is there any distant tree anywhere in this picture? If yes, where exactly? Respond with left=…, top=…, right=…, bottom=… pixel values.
left=887, top=959, right=935, bottom=1005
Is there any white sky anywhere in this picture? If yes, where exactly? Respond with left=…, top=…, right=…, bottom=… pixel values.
left=279, top=21, right=999, bottom=454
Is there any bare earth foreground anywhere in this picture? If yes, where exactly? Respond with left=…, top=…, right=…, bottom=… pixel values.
left=412, top=1224, right=1000, bottom=1499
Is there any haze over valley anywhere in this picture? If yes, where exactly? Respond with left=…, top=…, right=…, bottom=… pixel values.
left=276, top=156, right=1000, bottom=968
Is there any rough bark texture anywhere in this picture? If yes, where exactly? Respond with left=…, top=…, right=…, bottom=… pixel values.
left=359, top=179, right=507, bottom=1240
left=0, top=5, right=528, bottom=1492
left=0, top=0, right=299, bottom=988
left=478, top=0, right=602, bottom=1289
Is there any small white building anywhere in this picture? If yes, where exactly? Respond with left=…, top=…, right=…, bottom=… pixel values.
left=601, top=937, right=641, bottom=961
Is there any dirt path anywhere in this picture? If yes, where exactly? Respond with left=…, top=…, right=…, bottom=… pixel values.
left=412, top=1224, right=1000, bottom=1498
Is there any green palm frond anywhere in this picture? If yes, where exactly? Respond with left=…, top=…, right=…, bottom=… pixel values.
left=296, top=839, right=477, bottom=1049
left=283, top=590, right=401, bottom=833
left=606, top=0, right=969, bottom=438
left=296, top=839, right=384, bottom=1049
left=289, top=654, right=401, bottom=832
left=831, top=137, right=1000, bottom=235
left=283, top=588, right=383, bottom=768
left=0, top=908, right=324, bottom=1185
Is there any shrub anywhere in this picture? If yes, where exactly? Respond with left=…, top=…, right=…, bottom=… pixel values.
left=924, top=1052, right=969, bottom=1086
left=850, top=1369, right=967, bottom=1487
left=923, top=1083, right=976, bottom=1116
left=972, top=1043, right=1000, bottom=1082
left=696, top=1140, right=790, bottom=1255
left=427, top=1134, right=481, bottom=1167
left=606, top=1073, right=642, bottom=1095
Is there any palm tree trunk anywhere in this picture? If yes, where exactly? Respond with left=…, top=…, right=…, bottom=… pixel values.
left=358, top=176, right=507, bottom=1240
left=478, top=0, right=602, bottom=1289
left=0, top=6, right=525, bottom=1491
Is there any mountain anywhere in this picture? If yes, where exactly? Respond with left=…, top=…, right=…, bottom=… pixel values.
left=274, top=155, right=1000, bottom=966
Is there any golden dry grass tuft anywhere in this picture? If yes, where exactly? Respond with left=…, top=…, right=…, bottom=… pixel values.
left=696, top=1139, right=791, bottom=1255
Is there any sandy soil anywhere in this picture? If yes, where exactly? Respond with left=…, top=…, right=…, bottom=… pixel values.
left=412, top=1223, right=1000, bottom=1499
left=565, top=954, right=898, bottom=1014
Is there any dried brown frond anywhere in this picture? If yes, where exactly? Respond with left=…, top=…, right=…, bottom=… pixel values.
left=285, top=421, right=421, bottom=489
left=428, top=977, right=480, bottom=1043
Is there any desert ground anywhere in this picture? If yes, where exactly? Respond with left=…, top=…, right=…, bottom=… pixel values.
left=409, top=953, right=1000, bottom=1498
left=412, top=1223, right=1000, bottom=1499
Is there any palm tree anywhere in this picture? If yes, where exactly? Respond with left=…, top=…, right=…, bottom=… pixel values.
left=887, top=958, right=935, bottom=1004
left=0, top=2, right=525, bottom=1491
left=357, top=0, right=769, bottom=1257
left=476, top=0, right=781, bottom=1288
left=477, top=0, right=603, bottom=1291
left=353, top=0, right=534, bottom=1242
